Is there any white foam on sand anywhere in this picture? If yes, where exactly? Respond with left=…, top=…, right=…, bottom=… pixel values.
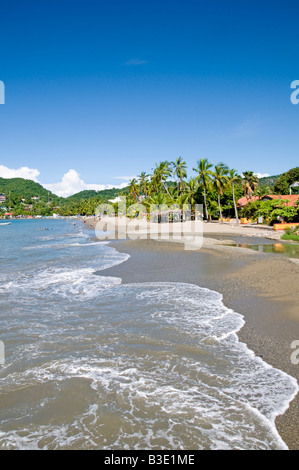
left=1, top=280, right=298, bottom=450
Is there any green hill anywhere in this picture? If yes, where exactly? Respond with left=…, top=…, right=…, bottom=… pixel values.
left=258, top=174, right=281, bottom=188
left=0, top=176, right=127, bottom=216
left=0, top=177, right=126, bottom=204
left=257, top=169, right=299, bottom=194
left=274, top=167, right=299, bottom=194
left=65, top=187, right=124, bottom=202
left=0, top=177, right=61, bottom=205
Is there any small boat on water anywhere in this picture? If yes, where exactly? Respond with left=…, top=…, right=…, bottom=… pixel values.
left=0, top=222, right=11, bottom=226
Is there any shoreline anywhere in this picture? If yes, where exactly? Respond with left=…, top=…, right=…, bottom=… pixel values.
left=89, top=221, right=299, bottom=450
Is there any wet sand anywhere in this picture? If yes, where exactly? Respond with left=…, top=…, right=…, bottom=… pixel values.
left=96, top=231, right=299, bottom=450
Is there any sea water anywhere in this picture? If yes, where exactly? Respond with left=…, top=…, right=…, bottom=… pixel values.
left=0, top=219, right=298, bottom=450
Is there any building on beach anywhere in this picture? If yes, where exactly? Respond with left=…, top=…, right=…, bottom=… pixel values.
left=237, top=194, right=299, bottom=208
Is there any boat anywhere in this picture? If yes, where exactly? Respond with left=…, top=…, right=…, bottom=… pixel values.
left=0, top=222, right=11, bottom=225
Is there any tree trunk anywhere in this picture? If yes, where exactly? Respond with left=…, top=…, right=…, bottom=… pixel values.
left=218, top=194, right=223, bottom=222
left=163, top=181, right=171, bottom=197
left=203, top=186, right=209, bottom=220
left=232, top=183, right=239, bottom=224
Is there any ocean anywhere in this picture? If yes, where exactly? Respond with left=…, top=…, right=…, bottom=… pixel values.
left=0, top=218, right=298, bottom=450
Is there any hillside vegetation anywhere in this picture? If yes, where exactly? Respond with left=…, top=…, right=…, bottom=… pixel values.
left=0, top=165, right=298, bottom=220
left=0, top=177, right=61, bottom=205
left=65, top=188, right=122, bottom=203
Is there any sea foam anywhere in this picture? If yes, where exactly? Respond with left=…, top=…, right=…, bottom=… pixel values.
left=0, top=220, right=298, bottom=450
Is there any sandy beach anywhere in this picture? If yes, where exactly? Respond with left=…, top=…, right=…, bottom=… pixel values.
left=84, top=218, right=299, bottom=449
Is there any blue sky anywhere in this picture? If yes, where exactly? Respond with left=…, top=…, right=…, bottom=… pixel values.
left=0, top=0, right=299, bottom=196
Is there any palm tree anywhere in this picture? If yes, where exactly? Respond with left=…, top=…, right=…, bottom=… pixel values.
left=137, top=171, right=150, bottom=196
left=172, top=157, right=187, bottom=195
left=193, top=158, right=213, bottom=220
left=228, top=169, right=242, bottom=224
left=152, top=161, right=172, bottom=196
left=146, top=192, right=170, bottom=206
left=182, top=178, right=199, bottom=210
left=167, top=185, right=179, bottom=200
left=128, top=178, right=139, bottom=201
left=145, top=192, right=170, bottom=222
left=254, top=185, right=271, bottom=199
left=212, top=163, right=229, bottom=222
left=242, top=171, right=259, bottom=201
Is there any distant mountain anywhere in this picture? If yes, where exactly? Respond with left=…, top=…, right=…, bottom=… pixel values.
left=258, top=174, right=281, bottom=187
left=0, top=176, right=127, bottom=204
left=0, top=177, right=61, bottom=204
left=258, top=168, right=299, bottom=193
left=65, top=187, right=125, bottom=202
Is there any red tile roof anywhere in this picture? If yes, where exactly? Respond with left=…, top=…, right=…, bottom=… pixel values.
left=263, top=195, right=299, bottom=206
left=237, top=195, right=299, bottom=207
left=237, top=196, right=259, bottom=207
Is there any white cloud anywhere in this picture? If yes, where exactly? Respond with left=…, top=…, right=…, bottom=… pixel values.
left=255, top=172, right=270, bottom=179
left=43, top=169, right=128, bottom=198
left=0, top=165, right=40, bottom=181
left=0, top=165, right=129, bottom=198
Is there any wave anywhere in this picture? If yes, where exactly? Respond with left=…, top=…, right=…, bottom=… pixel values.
left=1, top=220, right=298, bottom=450
left=1, top=280, right=297, bottom=450
left=23, top=241, right=107, bottom=250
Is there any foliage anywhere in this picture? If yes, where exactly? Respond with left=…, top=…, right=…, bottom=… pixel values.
left=241, top=199, right=299, bottom=224
left=281, top=232, right=299, bottom=242
left=284, top=225, right=299, bottom=235
left=258, top=174, right=280, bottom=190
left=0, top=177, right=61, bottom=204
left=65, top=188, right=122, bottom=202
left=281, top=224, right=299, bottom=242
left=242, top=171, right=259, bottom=200
left=0, top=176, right=126, bottom=217
left=193, top=158, right=213, bottom=220
left=274, top=167, right=299, bottom=194
left=1, top=164, right=298, bottom=221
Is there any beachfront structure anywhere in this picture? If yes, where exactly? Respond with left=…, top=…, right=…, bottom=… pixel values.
left=238, top=194, right=299, bottom=208
left=151, top=208, right=181, bottom=224
left=151, top=207, right=203, bottom=223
